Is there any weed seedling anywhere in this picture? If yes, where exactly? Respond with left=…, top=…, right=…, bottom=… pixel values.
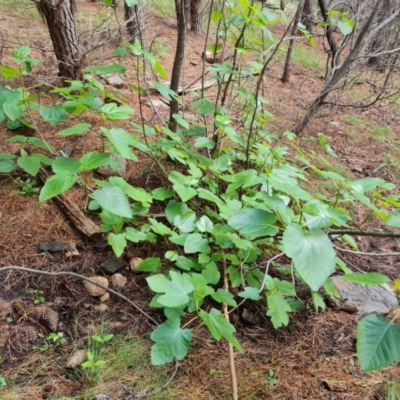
left=82, top=333, right=114, bottom=383
left=11, top=177, right=39, bottom=196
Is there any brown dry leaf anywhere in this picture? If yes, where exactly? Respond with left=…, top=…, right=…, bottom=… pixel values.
left=66, top=349, right=87, bottom=368
left=65, top=241, right=79, bottom=258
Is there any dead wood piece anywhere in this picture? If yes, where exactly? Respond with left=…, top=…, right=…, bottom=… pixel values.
left=38, top=167, right=101, bottom=239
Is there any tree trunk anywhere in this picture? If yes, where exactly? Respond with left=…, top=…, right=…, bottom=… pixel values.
left=318, top=0, right=340, bottom=69
left=124, top=1, right=146, bottom=48
left=281, top=0, right=305, bottom=83
left=280, top=0, right=286, bottom=11
left=302, top=0, right=314, bottom=32
left=169, top=0, right=190, bottom=132
left=35, top=0, right=83, bottom=81
left=367, top=0, right=396, bottom=72
left=294, top=0, right=382, bottom=135
left=190, top=0, right=202, bottom=34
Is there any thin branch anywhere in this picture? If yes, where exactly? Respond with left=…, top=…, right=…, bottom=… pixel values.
left=259, top=253, right=285, bottom=293
left=334, top=246, right=400, bottom=257
left=329, top=230, right=400, bottom=238
left=0, top=266, right=159, bottom=326
left=222, top=258, right=238, bottom=400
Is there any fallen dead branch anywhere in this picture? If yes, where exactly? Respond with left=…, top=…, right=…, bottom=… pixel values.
left=37, top=167, right=102, bottom=239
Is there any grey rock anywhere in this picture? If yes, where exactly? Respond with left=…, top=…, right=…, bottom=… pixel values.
left=149, top=99, right=170, bottom=111
left=97, top=154, right=126, bottom=179
left=39, top=241, right=66, bottom=252
left=100, top=258, right=126, bottom=274
left=104, top=73, right=124, bottom=88
left=331, top=275, right=398, bottom=315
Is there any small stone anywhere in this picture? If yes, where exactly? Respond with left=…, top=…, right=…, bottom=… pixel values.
left=83, top=277, right=109, bottom=297
left=111, top=273, right=127, bottom=288
left=100, top=258, right=126, bottom=274
left=99, top=292, right=110, bottom=302
left=104, top=73, right=124, bottom=88
left=93, top=304, right=109, bottom=312
left=149, top=99, right=170, bottom=111
left=129, top=257, right=143, bottom=272
left=97, top=154, right=126, bottom=179
left=39, top=241, right=66, bottom=252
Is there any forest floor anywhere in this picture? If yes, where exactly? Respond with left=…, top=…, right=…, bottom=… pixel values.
left=1, top=1, right=400, bottom=399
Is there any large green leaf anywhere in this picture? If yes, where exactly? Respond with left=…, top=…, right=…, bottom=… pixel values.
left=52, top=157, right=80, bottom=174
left=92, top=186, right=132, bottom=219
left=108, top=177, right=152, bottom=206
left=17, top=155, right=40, bottom=176
left=3, top=102, right=25, bottom=120
left=357, top=315, right=400, bottom=372
left=199, top=308, right=243, bottom=352
left=39, top=105, right=68, bottom=125
left=101, top=103, right=134, bottom=120
left=342, top=272, right=391, bottom=286
left=184, top=233, right=209, bottom=254
left=136, top=257, right=162, bottom=272
left=148, top=271, right=193, bottom=308
left=267, top=291, right=291, bottom=328
left=79, top=152, right=110, bottom=170
left=84, top=64, right=126, bottom=75
left=39, top=173, right=77, bottom=202
left=101, top=128, right=138, bottom=161
left=228, top=207, right=277, bottom=238
left=108, top=233, right=127, bottom=258
left=56, top=123, right=91, bottom=136
left=282, top=224, right=336, bottom=291
left=0, top=160, right=16, bottom=173
left=150, top=318, right=192, bottom=365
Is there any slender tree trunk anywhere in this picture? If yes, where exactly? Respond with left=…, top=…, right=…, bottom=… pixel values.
left=35, top=0, right=83, bottom=80
left=294, top=0, right=382, bottom=135
left=124, top=1, right=146, bottom=48
left=302, top=0, right=314, bottom=32
left=169, top=0, right=190, bottom=132
left=318, top=0, right=340, bottom=69
left=281, top=0, right=305, bottom=83
left=190, top=0, right=202, bottom=34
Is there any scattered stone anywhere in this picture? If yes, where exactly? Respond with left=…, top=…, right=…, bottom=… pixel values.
left=97, top=154, right=126, bottom=179
left=242, top=308, right=258, bottom=324
left=65, top=241, right=79, bottom=258
left=39, top=241, right=66, bottom=252
left=331, top=276, right=398, bottom=315
left=100, top=258, right=126, bottom=274
left=99, top=292, right=110, bottom=302
left=104, top=73, right=124, bottom=88
left=111, top=273, right=127, bottom=288
left=149, top=99, right=170, bottom=111
left=93, top=304, right=109, bottom=313
left=92, top=394, right=111, bottom=400
left=66, top=349, right=87, bottom=368
left=129, top=257, right=143, bottom=272
left=330, top=121, right=340, bottom=127
left=83, top=276, right=109, bottom=297
left=202, top=50, right=223, bottom=63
